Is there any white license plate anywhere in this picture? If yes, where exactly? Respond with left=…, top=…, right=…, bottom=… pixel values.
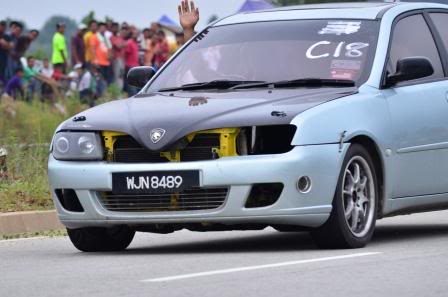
left=112, top=171, right=200, bottom=194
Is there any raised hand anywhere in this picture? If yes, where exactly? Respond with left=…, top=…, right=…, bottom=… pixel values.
left=178, top=0, right=199, bottom=41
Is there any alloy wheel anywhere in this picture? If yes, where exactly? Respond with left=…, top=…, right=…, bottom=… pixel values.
left=342, top=156, right=376, bottom=238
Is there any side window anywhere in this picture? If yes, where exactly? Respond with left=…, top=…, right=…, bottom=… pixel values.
left=388, top=14, right=444, bottom=82
left=430, top=13, right=448, bottom=63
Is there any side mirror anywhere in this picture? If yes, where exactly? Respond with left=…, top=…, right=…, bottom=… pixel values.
left=126, top=66, right=156, bottom=90
left=385, top=57, right=434, bottom=87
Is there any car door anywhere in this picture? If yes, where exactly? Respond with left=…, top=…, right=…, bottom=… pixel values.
left=382, top=13, right=448, bottom=198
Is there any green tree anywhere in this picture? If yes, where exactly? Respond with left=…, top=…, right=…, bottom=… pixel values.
left=105, top=16, right=115, bottom=23
left=29, top=47, right=48, bottom=60
left=81, top=11, right=96, bottom=26
left=207, top=14, right=219, bottom=24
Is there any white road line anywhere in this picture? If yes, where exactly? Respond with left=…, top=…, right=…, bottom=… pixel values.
left=141, top=252, right=382, bottom=283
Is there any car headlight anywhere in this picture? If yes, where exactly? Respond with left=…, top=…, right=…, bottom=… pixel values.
left=52, top=132, right=103, bottom=161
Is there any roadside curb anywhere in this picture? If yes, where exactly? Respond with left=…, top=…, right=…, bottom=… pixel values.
left=0, top=210, right=64, bottom=236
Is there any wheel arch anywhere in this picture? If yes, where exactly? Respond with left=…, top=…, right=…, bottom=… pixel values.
left=347, top=135, right=385, bottom=218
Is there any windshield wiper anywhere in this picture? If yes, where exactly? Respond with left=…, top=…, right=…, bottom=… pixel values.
left=158, top=80, right=266, bottom=92
left=231, top=78, right=356, bottom=90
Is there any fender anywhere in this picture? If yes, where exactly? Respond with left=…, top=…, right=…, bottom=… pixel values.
left=290, top=86, right=393, bottom=148
left=290, top=85, right=396, bottom=216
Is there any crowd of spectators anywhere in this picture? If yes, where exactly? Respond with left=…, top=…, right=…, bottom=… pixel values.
left=0, top=0, right=200, bottom=106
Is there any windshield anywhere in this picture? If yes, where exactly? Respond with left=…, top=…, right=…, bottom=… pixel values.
left=146, top=19, right=379, bottom=93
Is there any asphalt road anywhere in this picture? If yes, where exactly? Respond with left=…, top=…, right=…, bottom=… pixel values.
left=2, top=211, right=448, bottom=297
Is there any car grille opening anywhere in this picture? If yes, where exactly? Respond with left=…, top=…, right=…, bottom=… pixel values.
left=245, top=183, right=284, bottom=208
left=55, top=189, right=84, bottom=212
left=181, top=133, right=220, bottom=161
left=104, top=125, right=296, bottom=163
left=114, top=136, right=168, bottom=163
left=98, top=187, right=229, bottom=212
left=113, top=134, right=221, bottom=163
left=250, top=125, right=296, bottom=155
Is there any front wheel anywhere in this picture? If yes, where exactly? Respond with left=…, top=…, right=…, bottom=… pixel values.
left=311, top=144, right=378, bottom=249
left=67, top=226, right=135, bottom=252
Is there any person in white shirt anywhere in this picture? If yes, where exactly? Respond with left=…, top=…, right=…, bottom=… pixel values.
left=78, top=64, right=97, bottom=106
left=40, top=58, right=53, bottom=78
left=65, top=63, right=82, bottom=96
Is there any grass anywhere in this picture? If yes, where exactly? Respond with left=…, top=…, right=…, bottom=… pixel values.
left=0, top=229, right=67, bottom=240
left=0, top=87, right=121, bottom=213
left=0, top=98, right=85, bottom=212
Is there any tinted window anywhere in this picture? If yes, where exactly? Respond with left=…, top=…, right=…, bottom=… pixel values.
left=388, top=14, right=444, bottom=82
left=430, top=13, right=448, bottom=59
left=146, top=20, right=379, bottom=93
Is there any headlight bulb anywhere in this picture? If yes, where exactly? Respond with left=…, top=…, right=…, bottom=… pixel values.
left=78, top=136, right=95, bottom=154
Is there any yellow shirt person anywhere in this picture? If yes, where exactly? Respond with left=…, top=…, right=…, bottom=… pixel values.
left=84, top=31, right=94, bottom=63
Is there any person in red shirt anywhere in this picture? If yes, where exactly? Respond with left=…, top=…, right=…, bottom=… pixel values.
left=123, top=28, right=139, bottom=94
left=153, top=30, right=170, bottom=69
left=124, top=28, right=139, bottom=69
left=52, top=64, right=67, bottom=81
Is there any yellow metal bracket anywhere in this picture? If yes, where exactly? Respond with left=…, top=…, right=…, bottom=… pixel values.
left=191, top=128, right=240, bottom=158
left=102, top=131, right=127, bottom=162
left=160, top=150, right=181, bottom=162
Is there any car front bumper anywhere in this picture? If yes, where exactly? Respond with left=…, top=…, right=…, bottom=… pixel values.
left=48, top=144, right=347, bottom=229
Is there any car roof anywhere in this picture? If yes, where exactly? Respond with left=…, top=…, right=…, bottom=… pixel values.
left=262, top=2, right=394, bottom=12
left=214, top=1, right=448, bottom=26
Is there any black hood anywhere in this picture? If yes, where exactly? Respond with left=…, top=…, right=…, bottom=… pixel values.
left=60, top=87, right=357, bottom=151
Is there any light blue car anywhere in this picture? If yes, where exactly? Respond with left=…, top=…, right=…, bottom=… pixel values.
left=48, top=1, right=448, bottom=251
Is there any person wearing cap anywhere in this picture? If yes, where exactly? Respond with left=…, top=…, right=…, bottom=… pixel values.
left=67, top=63, right=83, bottom=94
left=71, top=24, right=86, bottom=66
left=78, top=63, right=99, bottom=107
left=51, top=22, right=68, bottom=73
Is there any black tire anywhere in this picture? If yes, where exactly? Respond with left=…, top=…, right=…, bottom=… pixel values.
left=311, top=144, right=379, bottom=249
left=67, top=226, right=135, bottom=252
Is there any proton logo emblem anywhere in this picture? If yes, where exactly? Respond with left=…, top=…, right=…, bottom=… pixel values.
left=150, top=128, right=166, bottom=144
